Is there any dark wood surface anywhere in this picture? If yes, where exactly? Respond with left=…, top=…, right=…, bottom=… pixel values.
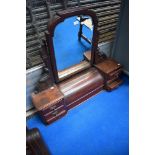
left=45, top=110, right=67, bottom=124
left=67, top=86, right=103, bottom=109
left=59, top=67, right=104, bottom=109
left=32, top=85, right=64, bottom=111
left=106, top=78, right=123, bottom=91
left=95, top=59, right=121, bottom=74
left=26, top=128, right=50, bottom=155
left=94, top=58, right=123, bottom=91
left=32, top=85, right=67, bottom=124
left=31, top=60, right=123, bottom=124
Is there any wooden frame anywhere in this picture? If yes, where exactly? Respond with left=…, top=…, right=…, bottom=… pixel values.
left=46, top=7, right=99, bottom=83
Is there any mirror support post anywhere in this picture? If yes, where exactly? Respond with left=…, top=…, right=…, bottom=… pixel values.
left=45, top=32, right=59, bottom=83
left=40, top=39, right=55, bottom=84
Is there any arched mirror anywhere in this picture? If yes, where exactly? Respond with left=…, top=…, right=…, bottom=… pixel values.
left=47, top=8, right=98, bottom=83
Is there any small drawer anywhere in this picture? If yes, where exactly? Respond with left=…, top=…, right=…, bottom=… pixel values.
left=45, top=110, right=67, bottom=124
left=39, top=99, right=64, bottom=115
left=42, top=105, right=66, bottom=120
left=106, top=78, right=123, bottom=91
left=108, top=68, right=122, bottom=77
left=107, top=75, right=119, bottom=84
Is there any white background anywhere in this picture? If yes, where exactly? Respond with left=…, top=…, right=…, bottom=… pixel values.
left=0, top=0, right=155, bottom=154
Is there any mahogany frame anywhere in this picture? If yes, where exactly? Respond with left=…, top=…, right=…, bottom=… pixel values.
left=46, top=7, right=99, bottom=83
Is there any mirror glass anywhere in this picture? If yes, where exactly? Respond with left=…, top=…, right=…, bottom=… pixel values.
left=53, top=15, right=93, bottom=80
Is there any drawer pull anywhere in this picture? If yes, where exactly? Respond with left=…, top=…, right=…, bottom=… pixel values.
left=50, top=105, right=56, bottom=110
left=52, top=111, right=58, bottom=116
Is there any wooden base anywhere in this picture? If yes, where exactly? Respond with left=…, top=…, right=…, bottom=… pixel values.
left=32, top=57, right=123, bottom=125
left=32, top=60, right=123, bottom=125
left=32, top=67, right=104, bottom=125
left=59, top=67, right=104, bottom=110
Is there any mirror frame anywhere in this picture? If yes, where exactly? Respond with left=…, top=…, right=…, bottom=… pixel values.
left=46, top=7, right=99, bottom=83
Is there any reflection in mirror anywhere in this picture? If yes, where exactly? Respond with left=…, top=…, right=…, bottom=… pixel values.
left=53, top=15, right=93, bottom=80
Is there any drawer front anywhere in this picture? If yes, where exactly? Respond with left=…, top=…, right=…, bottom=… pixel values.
left=41, top=105, right=66, bottom=120
left=45, top=110, right=67, bottom=124
left=107, top=74, right=119, bottom=84
left=106, top=79, right=123, bottom=91
left=60, top=68, right=104, bottom=106
left=67, top=85, right=103, bottom=110
left=39, top=99, right=64, bottom=115
left=64, top=82, right=104, bottom=107
left=108, top=68, right=122, bottom=77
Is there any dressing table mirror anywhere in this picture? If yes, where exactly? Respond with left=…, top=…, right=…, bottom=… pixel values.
left=32, top=8, right=123, bottom=125
left=46, top=8, right=99, bottom=83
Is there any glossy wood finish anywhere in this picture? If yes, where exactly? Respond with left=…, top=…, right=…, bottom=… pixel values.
left=40, top=39, right=55, bottom=84
left=26, top=128, right=50, bottom=155
left=106, top=78, right=123, bottom=91
left=32, top=85, right=67, bottom=124
left=47, top=7, right=99, bottom=83
left=31, top=59, right=123, bottom=124
left=32, top=67, right=105, bottom=124
left=58, top=67, right=104, bottom=109
left=95, top=58, right=123, bottom=91
left=32, top=85, right=64, bottom=111
left=95, top=59, right=121, bottom=74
